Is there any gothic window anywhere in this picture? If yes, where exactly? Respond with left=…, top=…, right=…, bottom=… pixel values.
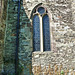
left=32, top=7, right=51, bottom=52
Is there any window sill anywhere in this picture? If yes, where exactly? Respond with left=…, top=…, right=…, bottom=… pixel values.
left=32, top=51, right=54, bottom=54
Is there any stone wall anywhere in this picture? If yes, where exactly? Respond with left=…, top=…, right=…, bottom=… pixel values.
left=0, top=0, right=75, bottom=74
left=23, top=0, right=75, bottom=72
left=4, top=0, right=33, bottom=75
left=4, top=1, right=17, bottom=74
left=72, top=0, right=75, bottom=30
left=0, top=0, right=5, bottom=73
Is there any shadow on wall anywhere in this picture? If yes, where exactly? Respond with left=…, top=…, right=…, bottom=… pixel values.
left=3, top=0, right=33, bottom=75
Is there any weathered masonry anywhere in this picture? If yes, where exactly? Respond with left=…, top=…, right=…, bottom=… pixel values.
left=0, top=0, right=75, bottom=75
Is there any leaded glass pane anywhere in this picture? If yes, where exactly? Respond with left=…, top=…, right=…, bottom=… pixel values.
left=38, top=7, right=45, bottom=15
left=33, top=14, right=40, bottom=51
left=43, top=14, right=50, bottom=51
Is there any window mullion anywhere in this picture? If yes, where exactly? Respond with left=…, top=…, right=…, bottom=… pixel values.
left=40, top=16, right=43, bottom=52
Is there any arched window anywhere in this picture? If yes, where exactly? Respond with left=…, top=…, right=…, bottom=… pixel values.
left=32, top=7, right=51, bottom=52
left=33, top=14, right=40, bottom=51
left=43, top=14, right=50, bottom=51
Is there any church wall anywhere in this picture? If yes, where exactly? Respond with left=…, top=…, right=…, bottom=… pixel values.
left=0, top=0, right=75, bottom=74
left=23, top=0, right=75, bottom=71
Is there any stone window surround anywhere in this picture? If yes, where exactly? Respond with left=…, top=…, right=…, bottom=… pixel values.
left=31, top=5, right=56, bottom=52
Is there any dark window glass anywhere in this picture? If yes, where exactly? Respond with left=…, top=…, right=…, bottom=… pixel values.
left=38, top=7, right=45, bottom=15
left=43, top=14, right=50, bottom=51
left=33, top=14, right=40, bottom=51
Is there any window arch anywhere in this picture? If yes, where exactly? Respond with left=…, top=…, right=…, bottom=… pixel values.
left=32, top=6, right=51, bottom=52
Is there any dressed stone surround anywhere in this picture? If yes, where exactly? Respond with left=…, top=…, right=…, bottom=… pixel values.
left=23, top=0, right=75, bottom=70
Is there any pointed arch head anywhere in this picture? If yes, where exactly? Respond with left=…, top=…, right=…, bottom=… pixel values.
left=30, top=3, right=42, bottom=19
left=30, top=3, right=52, bottom=22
